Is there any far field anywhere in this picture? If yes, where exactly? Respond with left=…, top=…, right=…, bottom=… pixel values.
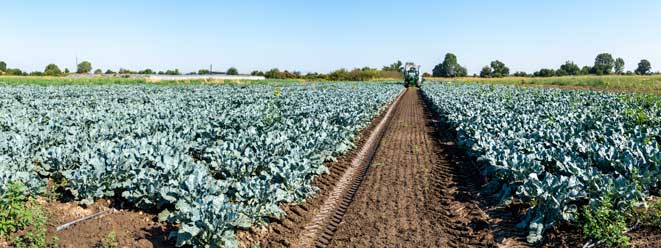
left=431, top=74, right=661, bottom=94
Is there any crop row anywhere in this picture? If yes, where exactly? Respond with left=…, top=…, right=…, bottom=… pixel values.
left=0, top=83, right=401, bottom=247
left=422, top=83, right=661, bottom=243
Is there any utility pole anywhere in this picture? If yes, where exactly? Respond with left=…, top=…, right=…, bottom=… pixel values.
left=210, top=64, right=212, bottom=74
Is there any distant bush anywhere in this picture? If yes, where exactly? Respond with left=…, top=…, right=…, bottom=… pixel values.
left=592, top=53, right=615, bottom=75
left=490, top=60, right=509, bottom=77
left=555, top=69, right=568, bottom=76
left=580, top=66, right=592, bottom=75
left=164, top=69, right=180, bottom=75
left=226, top=67, right=239, bottom=75
left=138, top=69, right=154, bottom=74
left=560, top=61, right=580, bottom=75
left=43, top=64, right=62, bottom=76
left=262, top=67, right=400, bottom=81
left=382, top=60, right=403, bottom=72
left=615, top=58, right=625, bottom=74
left=636, top=59, right=652, bottom=75
left=77, top=61, right=92, bottom=74
left=479, top=66, right=492, bottom=78
left=512, top=71, right=528, bottom=77
left=534, top=68, right=556, bottom=77
left=432, top=53, right=468, bottom=77
left=118, top=68, right=135, bottom=74
left=5, top=68, right=23, bottom=76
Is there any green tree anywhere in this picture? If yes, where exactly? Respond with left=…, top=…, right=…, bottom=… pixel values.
left=479, top=66, right=492, bottom=78
left=614, top=58, right=625, bottom=74
left=382, top=60, right=403, bottom=71
left=490, top=60, right=509, bottom=77
left=580, top=66, right=591, bottom=75
left=138, top=69, right=154, bottom=74
left=560, top=61, right=580, bottom=75
left=0, top=61, right=6, bottom=72
left=592, top=53, right=615, bottom=75
left=226, top=67, right=239, bottom=75
left=432, top=53, right=468, bottom=77
left=513, top=71, right=528, bottom=77
left=534, top=68, right=555, bottom=77
left=94, top=69, right=103, bottom=74
left=119, top=68, right=135, bottom=74
left=265, top=68, right=281, bottom=79
left=198, top=69, right=210, bottom=75
left=105, top=69, right=116, bottom=74
left=64, top=68, right=70, bottom=74
left=456, top=66, right=467, bottom=77
left=250, top=70, right=265, bottom=76
left=304, top=72, right=322, bottom=80
left=6, top=68, right=23, bottom=75
left=165, top=69, right=180, bottom=75
left=77, top=61, right=92, bottom=73
left=555, top=69, right=568, bottom=76
left=44, top=64, right=62, bottom=76
left=635, top=59, right=652, bottom=75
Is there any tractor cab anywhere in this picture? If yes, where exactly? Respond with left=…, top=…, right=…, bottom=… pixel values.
left=403, top=63, right=422, bottom=88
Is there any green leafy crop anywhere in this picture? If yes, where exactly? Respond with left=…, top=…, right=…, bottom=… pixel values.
left=582, top=192, right=630, bottom=247
left=0, top=182, right=56, bottom=248
left=0, top=83, right=401, bottom=247
left=423, top=82, right=661, bottom=244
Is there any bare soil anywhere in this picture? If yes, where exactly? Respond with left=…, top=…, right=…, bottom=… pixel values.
left=327, top=88, right=493, bottom=247
left=44, top=199, right=174, bottom=248
left=241, top=95, right=393, bottom=248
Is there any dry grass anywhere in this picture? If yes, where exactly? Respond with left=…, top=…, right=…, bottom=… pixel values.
left=426, top=75, right=661, bottom=94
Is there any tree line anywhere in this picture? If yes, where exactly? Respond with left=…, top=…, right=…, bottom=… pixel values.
left=1, top=54, right=655, bottom=80
left=0, top=61, right=241, bottom=77
left=0, top=60, right=405, bottom=81
left=248, top=63, right=403, bottom=81
left=0, top=59, right=403, bottom=81
left=431, top=53, right=654, bottom=78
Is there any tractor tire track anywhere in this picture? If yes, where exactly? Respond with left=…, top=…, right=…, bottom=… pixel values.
left=244, top=89, right=405, bottom=248
left=327, top=88, right=494, bottom=247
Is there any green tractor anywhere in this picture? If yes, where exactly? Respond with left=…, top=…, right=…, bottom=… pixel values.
left=403, top=63, right=422, bottom=88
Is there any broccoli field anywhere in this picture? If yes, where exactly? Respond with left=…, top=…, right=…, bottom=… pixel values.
left=423, top=83, right=661, bottom=245
left=0, top=82, right=401, bottom=247
left=1, top=81, right=660, bottom=248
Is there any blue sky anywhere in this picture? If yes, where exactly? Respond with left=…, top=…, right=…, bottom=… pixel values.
left=2, top=0, right=660, bottom=74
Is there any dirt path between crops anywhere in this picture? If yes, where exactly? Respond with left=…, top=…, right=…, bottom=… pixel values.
left=324, top=88, right=493, bottom=247
left=244, top=93, right=397, bottom=248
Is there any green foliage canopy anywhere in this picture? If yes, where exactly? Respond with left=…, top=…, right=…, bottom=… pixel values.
left=77, top=61, right=92, bottom=74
